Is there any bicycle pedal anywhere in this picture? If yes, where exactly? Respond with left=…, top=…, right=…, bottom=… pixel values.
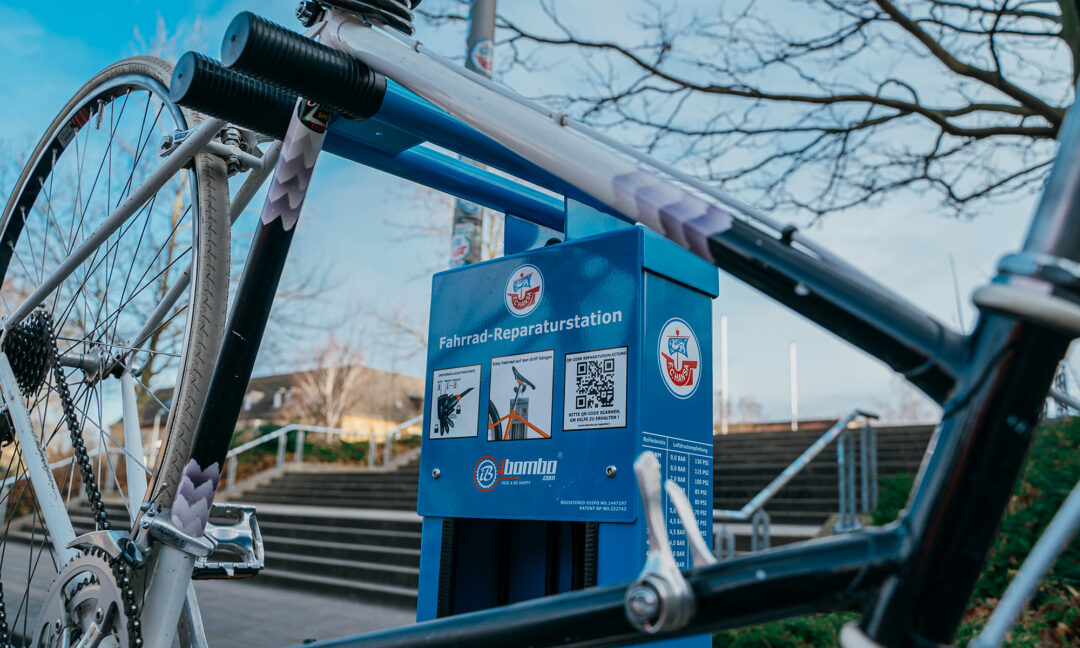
left=192, top=504, right=264, bottom=579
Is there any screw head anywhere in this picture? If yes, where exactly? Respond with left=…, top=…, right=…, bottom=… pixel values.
left=605, top=465, right=617, bottom=478
left=432, top=468, right=441, bottom=480
left=95, top=607, right=104, bottom=622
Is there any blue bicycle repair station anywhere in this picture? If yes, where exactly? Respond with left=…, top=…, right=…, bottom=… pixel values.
left=416, top=200, right=717, bottom=645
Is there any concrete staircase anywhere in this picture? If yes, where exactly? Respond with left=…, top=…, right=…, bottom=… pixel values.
left=8, top=426, right=934, bottom=607
left=251, top=506, right=420, bottom=606
left=237, top=456, right=420, bottom=510
left=222, top=454, right=423, bottom=606
left=713, top=424, right=934, bottom=549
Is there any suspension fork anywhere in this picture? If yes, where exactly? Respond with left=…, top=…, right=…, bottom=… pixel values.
left=139, top=99, right=330, bottom=648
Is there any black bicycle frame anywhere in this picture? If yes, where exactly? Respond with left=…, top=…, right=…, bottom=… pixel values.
left=167, top=21, right=1080, bottom=647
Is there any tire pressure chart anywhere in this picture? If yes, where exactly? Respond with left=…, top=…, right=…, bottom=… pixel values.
left=641, top=432, right=712, bottom=569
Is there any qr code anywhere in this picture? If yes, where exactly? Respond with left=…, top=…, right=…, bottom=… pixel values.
left=574, top=359, right=616, bottom=409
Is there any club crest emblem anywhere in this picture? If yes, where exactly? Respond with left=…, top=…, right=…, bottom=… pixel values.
left=658, top=318, right=700, bottom=399
left=505, top=264, right=543, bottom=317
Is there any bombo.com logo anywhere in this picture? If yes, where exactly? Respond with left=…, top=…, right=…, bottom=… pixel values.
left=474, top=456, right=500, bottom=492
left=474, top=455, right=558, bottom=492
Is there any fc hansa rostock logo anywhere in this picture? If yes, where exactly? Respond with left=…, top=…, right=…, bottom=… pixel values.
left=505, top=264, right=544, bottom=317
left=658, top=318, right=700, bottom=399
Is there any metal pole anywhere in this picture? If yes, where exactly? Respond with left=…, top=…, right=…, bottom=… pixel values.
left=295, top=429, right=306, bottom=464
left=226, top=457, right=236, bottom=493
left=847, top=433, right=858, bottom=528
left=384, top=429, right=394, bottom=465
left=448, top=0, right=496, bottom=267
left=368, top=431, right=376, bottom=468
left=860, top=425, right=870, bottom=515
left=836, top=431, right=848, bottom=532
left=789, top=342, right=798, bottom=431
left=276, top=433, right=287, bottom=468
left=869, top=421, right=879, bottom=510
left=720, top=314, right=729, bottom=435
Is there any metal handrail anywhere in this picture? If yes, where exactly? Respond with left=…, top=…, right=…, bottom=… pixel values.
left=0, top=445, right=105, bottom=489
left=223, top=415, right=423, bottom=492
left=713, top=408, right=879, bottom=554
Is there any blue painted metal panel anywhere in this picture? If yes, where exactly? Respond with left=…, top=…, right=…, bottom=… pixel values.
left=417, top=212, right=712, bottom=648
left=416, top=517, right=445, bottom=622
left=418, top=228, right=643, bottom=522
left=643, top=229, right=719, bottom=298
left=504, top=213, right=563, bottom=255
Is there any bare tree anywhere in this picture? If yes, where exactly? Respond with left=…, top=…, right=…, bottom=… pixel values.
left=423, top=0, right=1072, bottom=220
left=289, top=334, right=374, bottom=428
left=872, top=375, right=940, bottom=423
left=736, top=395, right=764, bottom=422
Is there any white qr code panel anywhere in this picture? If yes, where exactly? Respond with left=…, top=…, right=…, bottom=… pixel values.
left=563, top=347, right=628, bottom=430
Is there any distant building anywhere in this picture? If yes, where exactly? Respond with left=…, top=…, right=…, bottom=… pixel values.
left=716, top=419, right=838, bottom=435
left=140, top=366, right=425, bottom=444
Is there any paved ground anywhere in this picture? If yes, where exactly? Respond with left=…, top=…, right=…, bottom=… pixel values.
left=1, top=542, right=416, bottom=646
left=196, top=578, right=416, bottom=646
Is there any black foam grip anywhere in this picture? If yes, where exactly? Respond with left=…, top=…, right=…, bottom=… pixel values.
left=221, top=11, right=386, bottom=120
left=171, top=51, right=296, bottom=140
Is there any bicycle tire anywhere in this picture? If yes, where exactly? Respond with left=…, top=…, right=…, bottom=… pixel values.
left=0, top=56, right=228, bottom=640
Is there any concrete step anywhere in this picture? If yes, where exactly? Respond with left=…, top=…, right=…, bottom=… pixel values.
left=263, top=537, right=420, bottom=567
left=257, top=521, right=421, bottom=548
left=244, top=494, right=416, bottom=509
left=253, top=568, right=417, bottom=607
left=262, top=551, right=418, bottom=589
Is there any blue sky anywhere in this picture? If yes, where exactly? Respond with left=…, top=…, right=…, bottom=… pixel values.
left=0, top=1, right=1067, bottom=424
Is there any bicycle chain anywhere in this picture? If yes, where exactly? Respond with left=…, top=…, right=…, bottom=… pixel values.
left=0, top=309, right=143, bottom=647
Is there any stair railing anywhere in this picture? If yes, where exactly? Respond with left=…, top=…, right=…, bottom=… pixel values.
left=712, top=408, right=879, bottom=558
left=223, top=415, right=422, bottom=493
left=0, top=445, right=107, bottom=521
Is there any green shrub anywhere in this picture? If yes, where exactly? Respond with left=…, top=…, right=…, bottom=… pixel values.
left=712, top=612, right=856, bottom=647
left=871, top=473, right=915, bottom=526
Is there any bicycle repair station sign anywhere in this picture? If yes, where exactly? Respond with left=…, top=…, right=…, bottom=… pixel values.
left=418, top=225, right=716, bottom=528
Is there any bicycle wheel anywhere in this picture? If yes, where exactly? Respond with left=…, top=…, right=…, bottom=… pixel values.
left=0, top=56, right=228, bottom=644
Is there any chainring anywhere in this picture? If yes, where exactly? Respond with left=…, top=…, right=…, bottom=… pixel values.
left=30, top=551, right=132, bottom=648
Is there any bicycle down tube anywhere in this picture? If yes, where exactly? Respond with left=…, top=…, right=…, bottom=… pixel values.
left=140, top=9, right=1080, bottom=648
